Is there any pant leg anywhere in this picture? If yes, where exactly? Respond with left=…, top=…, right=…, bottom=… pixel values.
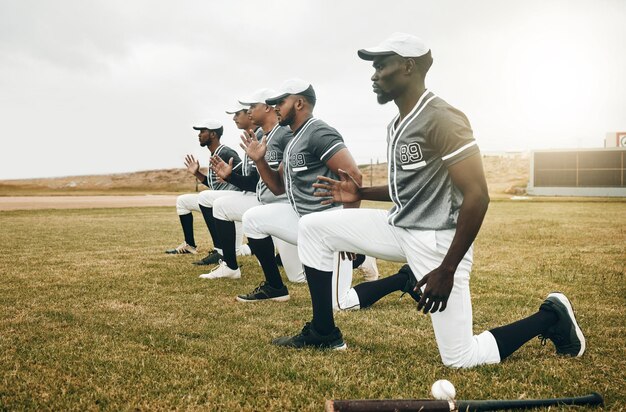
left=197, top=189, right=242, bottom=208
left=199, top=190, right=245, bottom=253
left=298, top=208, right=406, bottom=270
left=176, top=193, right=201, bottom=215
left=242, top=203, right=300, bottom=243
left=273, top=237, right=305, bottom=283
left=331, top=252, right=358, bottom=311
left=298, top=208, right=406, bottom=311
left=399, top=229, right=501, bottom=368
left=213, top=192, right=260, bottom=221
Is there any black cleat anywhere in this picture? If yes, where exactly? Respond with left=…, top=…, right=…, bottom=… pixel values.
left=399, top=264, right=422, bottom=303
left=193, top=250, right=222, bottom=265
left=236, top=281, right=290, bottom=302
left=273, top=322, right=347, bottom=350
left=538, top=292, right=586, bottom=357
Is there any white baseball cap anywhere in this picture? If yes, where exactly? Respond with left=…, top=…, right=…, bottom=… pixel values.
left=265, top=79, right=316, bottom=105
left=238, top=88, right=277, bottom=105
left=192, top=119, right=222, bottom=130
left=358, top=32, right=429, bottom=60
left=225, top=102, right=249, bottom=114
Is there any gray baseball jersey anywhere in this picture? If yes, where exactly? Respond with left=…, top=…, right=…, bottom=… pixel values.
left=208, top=144, right=243, bottom=191
left=283, top=117, right=346, bottom=216
left=257, top=124, right=292, bottom=205
left=387, top=90, right=479, bottom=230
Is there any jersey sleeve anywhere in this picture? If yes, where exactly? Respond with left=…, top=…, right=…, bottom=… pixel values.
left=311, top=127, right=346, bottom=163
left=430, top=106, right=480, bottom=167
left=228, top=169, right=260, bottom=192
left=221, top=147, right=243, bottom=173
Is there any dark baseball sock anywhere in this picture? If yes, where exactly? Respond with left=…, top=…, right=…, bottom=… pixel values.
left=352, top=254, right=366, bottom=269
left=489, top=309, right=558, bottom=361
left=199, top=205, right=220, bottom=251
left=304, top=266, right=335, bottom=336
left=353, top=269, right=409, bottom=308
left=247, top=236, right=283, bottom=289
left=214, top=218, right=238, bottom=270
left=178, top=213, right=196, bottom=248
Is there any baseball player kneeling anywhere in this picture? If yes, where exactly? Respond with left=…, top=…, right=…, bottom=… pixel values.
left=272, top=34, right=586, bottom=366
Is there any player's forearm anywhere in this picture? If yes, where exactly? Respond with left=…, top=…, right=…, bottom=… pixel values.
left=255, top=159, right=285, bottom=195
left=227, top=172, right=259, bottom=192
left=359, top=185, right=391, bottom=201
left=194, top=172, right=209, bottom=187
left=440, top=190, right=489, bottom=272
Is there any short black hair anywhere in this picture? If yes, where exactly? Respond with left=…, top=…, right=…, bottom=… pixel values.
left=298, top=93, right=316, bottom=108
left=413, top=50, right=433, bottom=76
left=213, top=126, right=224, bottom=138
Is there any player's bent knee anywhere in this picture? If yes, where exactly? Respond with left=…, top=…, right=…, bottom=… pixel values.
left=242, top=209, right=262, bottom=238
left=298, top=213, right=325, bottom=241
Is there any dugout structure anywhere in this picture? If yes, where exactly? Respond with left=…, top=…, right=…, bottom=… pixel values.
left=527, top=148, right=626, bottom=197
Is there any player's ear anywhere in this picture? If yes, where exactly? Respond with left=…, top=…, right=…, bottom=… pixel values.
left=294, top=97, right=304, bottom=111
left=405, top=58, right=416, bottom=75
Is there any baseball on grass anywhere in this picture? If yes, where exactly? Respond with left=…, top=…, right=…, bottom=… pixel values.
left=431, top=379, right=456, bottom=400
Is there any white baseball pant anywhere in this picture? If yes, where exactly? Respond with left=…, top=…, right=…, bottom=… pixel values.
left=212, top=193, right=305, bottom=283
left=297, top=208, right=501, bottom=368
left=242, top=203, right=357, bottom=310
left=175, top=190, right=245, bottom=255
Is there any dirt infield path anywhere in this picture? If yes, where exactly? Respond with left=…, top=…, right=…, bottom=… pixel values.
left=0, top=195, right=178, bottom=211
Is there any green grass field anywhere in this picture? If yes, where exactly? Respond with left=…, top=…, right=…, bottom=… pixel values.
left=1, top=200, right=625, bottom=411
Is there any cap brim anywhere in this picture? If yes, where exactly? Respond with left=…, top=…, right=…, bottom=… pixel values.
left=192, top=126, right=206, bottom=130
left=357, top=49, right=396, bottom=61
left=265, top=92, right=290, bottom=105
left=225, top=109, right=247, bottom=114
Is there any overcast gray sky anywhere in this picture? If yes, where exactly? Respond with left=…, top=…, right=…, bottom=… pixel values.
left=1, top=0, right=625, bottom=180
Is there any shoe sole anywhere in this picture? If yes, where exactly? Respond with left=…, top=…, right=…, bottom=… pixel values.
left=548, top=292, right=586, bottom=357
left=199, top=274, right=241, bottom=279
left=235, top=295, right=290, bottom=303
left=273, top=339, right=348, bottom=351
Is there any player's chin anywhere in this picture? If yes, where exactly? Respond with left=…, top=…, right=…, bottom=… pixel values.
left=376, top=92, right=393, bottom=105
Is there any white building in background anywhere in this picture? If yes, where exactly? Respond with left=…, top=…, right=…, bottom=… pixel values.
left=527, top=147, right=626, bottom=197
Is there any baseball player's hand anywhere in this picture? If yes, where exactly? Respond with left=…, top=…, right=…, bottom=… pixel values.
left=210, top=155, right=233, bottom=182
left=415, top=267, right=455, bottom=314
left=239, top=129, right=267, bottom=162
left=313, top=168, right=361, bottom=205
left=184, top=154, right=200, bottom=175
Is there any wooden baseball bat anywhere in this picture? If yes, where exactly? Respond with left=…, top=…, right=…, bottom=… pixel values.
left=325, top=392, right=604, bottom=411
